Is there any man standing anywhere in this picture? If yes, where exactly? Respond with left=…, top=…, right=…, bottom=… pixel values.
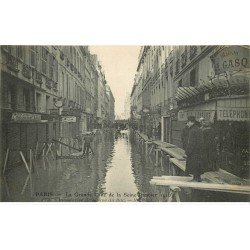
left=185, top=116, right=205, bottom=182
left=201, top=120, right=217, bottom=172
left=157, top=122, right=161, bottom=140
left=83, top=132, right=94, bottom=155
left=181, top=124, right=189, bottom=152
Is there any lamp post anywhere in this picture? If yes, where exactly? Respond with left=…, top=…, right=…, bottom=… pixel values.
left=54, top=98, right=64, bottom=138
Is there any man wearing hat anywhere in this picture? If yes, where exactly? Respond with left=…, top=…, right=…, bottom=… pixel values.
left=185, top=116, right=205, bottom=182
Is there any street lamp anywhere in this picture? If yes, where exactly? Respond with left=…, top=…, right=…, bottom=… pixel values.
left=54, top=98, right=64, bottom=138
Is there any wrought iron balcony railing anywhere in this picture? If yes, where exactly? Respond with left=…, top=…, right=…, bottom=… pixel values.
left=6, top=54, right=19, bottom=72
left=46, top=78, right=52, bottom=89
left=22, top=63, right=32, bottom=79
left=36, top=71, right=43, bottom=84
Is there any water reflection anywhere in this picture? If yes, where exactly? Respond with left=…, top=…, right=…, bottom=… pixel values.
left=0, top=129, right=168, bottom=202
left=4, top=129, right=244, bottom=202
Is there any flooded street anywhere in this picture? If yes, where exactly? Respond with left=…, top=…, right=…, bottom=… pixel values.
left=1, top=130, right=164, bottom=202
left=1, top=129, right=248, bottom=202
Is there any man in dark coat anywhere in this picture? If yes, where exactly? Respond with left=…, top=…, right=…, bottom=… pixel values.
left=181, top=124, right=189, bottom=152
left=201, top=120, right=217, bottom=172
left=83, top=132, right=94, bottom=155
left=185, top=116, right=205, bottom=182
left=157, top=122, right=161, bottom=140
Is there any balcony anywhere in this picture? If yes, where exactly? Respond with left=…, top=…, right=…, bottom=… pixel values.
left=189, top=46, right=198, bottom=60
left=22, top=63, right=32, bottom=79
left=6, top=54, right=19, bottom=72
left=52, top=81, right=58, bottom=92
left=46, top=78, right=52, bottom=89
left=36, top=71, right=43, bottom=84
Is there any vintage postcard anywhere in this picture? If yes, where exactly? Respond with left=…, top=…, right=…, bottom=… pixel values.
left=0, top=45, right=249, bottom=202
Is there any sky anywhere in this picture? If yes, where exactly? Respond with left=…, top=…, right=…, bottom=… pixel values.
left=89, top=46, right=140, bottom=116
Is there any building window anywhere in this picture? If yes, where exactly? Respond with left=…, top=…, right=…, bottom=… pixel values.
left=49, top=54, right=54, bottom=79
left=46, top=95, right=50, bottom=113
left=2, top=84, right=13, bottom=109
left=30, top=46, right=36, bottom=67
left=41, top=47, right=47, bottom=74
left=190, top=69, right=196, bottom=87
left=61, top=72, right=64, bottom=97
left=36, top=92, right=42, bottom=112
left=23, top=88, right=30, bottom=111
left=54, top=58, right=58, bottom=82
left=17, top=46, right=24, bottom=60
left=75, top=82, right=77, bottom=102
left=67, top=75, right=70, bottom=99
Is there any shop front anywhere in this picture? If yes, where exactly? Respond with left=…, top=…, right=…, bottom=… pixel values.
left=176, top=96, right=250, bottom=178
left=214, top=97, right=250, bottom=178
left=1, top=110, right=49, bottom=168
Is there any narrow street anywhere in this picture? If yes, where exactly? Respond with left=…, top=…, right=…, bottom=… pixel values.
left=2, top=129, right=247, bottom=202
left=0, top=130, right=163, bottom=202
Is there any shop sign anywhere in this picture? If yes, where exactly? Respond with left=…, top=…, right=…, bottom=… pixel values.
left=11, top=112, right=41, bottom=122
left=211, top=46, right=249, bottom=75
left=178, top=110, right=215, bottom=122
left=217, top=107, right=250, bottom=121
left=61, top=116, right=76, bottom=123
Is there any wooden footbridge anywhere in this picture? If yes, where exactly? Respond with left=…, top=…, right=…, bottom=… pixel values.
left=135, top=131, right=250, bottom=201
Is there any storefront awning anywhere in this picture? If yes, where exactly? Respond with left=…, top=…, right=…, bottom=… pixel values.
left=175, top=86, right=202, bottom=101
left=175, top=71, right=250, bottom=102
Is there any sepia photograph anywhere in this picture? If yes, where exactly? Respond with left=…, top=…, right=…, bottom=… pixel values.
left=1, top=1, right=250, bottom=250
left=0, top=45, right=249, bottom=202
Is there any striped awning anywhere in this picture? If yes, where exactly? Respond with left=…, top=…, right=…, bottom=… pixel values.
left=175, top=86, right=201, bottom=101
left=175, top=71, right=250, bottom=102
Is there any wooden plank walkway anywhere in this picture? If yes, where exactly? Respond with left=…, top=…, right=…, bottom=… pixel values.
left=150, top=176, right=250, bottom=195
left=152, top=140, right=176, bottom=148
left=135, top=131, right=250, bottom=197
left=162, top=147, right=186, bottom=161
left=169, top=158, right=186, bottom=171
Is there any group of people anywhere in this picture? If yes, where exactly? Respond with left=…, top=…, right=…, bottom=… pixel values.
left=181, top=116, right=217, bottom=182
left=146, top=122, right=161, bottom=140
left=76, top=132, right=94, bottom=156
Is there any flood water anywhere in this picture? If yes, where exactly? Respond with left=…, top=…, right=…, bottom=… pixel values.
left=0, top=129, right=248, bottom=202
